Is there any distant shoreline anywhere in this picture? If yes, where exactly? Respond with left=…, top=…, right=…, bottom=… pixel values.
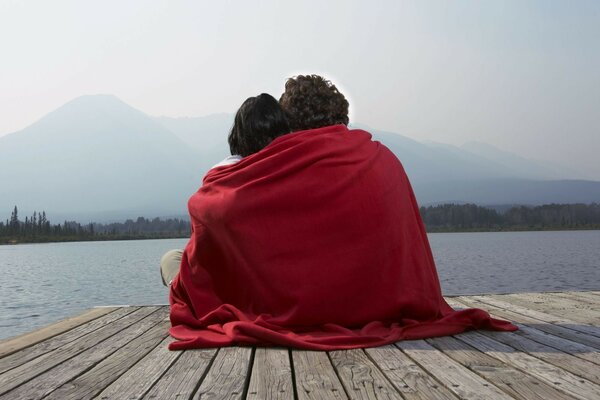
left=0, top=234, right=189, bottom=246
left=425, top=225, right=600, bottom=233
left=2, top=226, right=599, bottom=245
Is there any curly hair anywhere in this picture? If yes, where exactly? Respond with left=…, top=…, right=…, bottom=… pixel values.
left=228, top=93, right=290, bottom=157
left=279, top=75, right=349, bottom=132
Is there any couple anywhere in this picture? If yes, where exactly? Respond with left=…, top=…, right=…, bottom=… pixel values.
left=161, top=74, right=517, bottom=351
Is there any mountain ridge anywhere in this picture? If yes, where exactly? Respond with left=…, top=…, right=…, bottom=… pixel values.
left=1, top=94, right=598, bottom=221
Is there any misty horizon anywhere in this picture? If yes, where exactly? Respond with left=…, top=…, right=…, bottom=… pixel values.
left=2, top=92, right=595, bottom=182
left=1, top=92, right=599, bottom=224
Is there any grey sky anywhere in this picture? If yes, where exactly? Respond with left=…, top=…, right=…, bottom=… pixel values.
left=1, top=0, right=599, bottom=179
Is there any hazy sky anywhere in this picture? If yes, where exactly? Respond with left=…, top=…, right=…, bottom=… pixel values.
left=1, top=0, right=599, bottom=178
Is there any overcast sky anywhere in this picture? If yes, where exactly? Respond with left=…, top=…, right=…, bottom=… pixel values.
left=1, top=0, right=599, bottom=179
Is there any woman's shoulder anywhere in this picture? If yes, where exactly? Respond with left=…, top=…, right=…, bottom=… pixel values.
left=210, top=155, right=243, bottom=169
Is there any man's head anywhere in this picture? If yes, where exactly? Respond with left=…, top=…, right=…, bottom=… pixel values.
left=279, top=75, right=349, bottom=132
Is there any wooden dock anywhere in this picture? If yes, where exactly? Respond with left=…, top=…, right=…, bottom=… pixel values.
left=1, top=291, right=599, bottom=399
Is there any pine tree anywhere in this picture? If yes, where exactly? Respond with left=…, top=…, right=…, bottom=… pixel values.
left=9, top=206, right=19, bottom=234
left=10, top=206, right=18, bottom=225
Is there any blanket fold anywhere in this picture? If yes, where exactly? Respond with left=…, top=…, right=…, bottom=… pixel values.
left=169, top=124, right=517, bottom=350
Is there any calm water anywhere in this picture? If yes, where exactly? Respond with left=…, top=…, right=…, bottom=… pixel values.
left=1, top=231, right=599, bottom=340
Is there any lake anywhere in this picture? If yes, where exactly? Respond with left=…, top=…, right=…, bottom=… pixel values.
left=1, top=231, right=599, bottom=340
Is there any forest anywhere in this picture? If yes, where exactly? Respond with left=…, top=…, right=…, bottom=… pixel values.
left=420, top=202, right=600, bottom=232
left=0, top=206, right=189, bottom=244
left=1, top=203, right=599, bottom=244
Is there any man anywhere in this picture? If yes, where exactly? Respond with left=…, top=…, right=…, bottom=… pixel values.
left=164, top=74, right=516, bottom=351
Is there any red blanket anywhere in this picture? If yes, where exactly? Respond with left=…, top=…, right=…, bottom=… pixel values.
left=168, top=124, right=517, bottom=350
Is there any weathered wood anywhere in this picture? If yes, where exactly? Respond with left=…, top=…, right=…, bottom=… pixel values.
left=192, top=346, right=253, bottom=399
left=453, top=296, right=600, bottom=364
left=0, top=307, right=164, bottom=399
left=396, top=339, right=512, bottom=399
left=291, top=349, right=348, bottom=400
left=555, top=291, right=600, bottom=306
left=328, top=348, right=403, bottom=399
left=455, top=331, right=600, bottom=400
left=365, top=344, right=459, bottom=399
left=0, top=306, right=117, bottom=358
left=463, top=295, right=600, bottom=338
left=1, top=292, right=599, bottom=400
left=96, top=335, right=179, bottom=400
left=246, top=347, right=294, bottom=399
left=0, top=306, right=136, bottom=375
left=0, top=306, right=155, bottom=396
left=142, top=348, right=217, bottom=400
left=450, top=296, right=600, bottom=350
left=426, top=334, right=577, bottom=400
left=45, top=320, right=170, bottom=399
left=476, top=329, right=600, bottom=385
left=497, top=292, right=600, bottom=325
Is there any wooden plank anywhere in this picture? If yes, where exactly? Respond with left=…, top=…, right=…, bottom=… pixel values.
left=246, top=347, right=294, bottom=400
left=455, top=331, right=600, bottom=400
left=426, top=335, right=579, bottom=400
left=526, top=292, right=600, bottom=316
left=364, top=344, right=459, bottom=399
left=462, top=295, right=600, bottom=338
left=555, top=291, right=600, bottom=306
left=0, top=307, right=137, bottom=374
left=0, top=306, right=163, bottom=399
left=291, top=349, right=348, bottom=400
left=192, top=346, right=253, bottom=399
left=476, top=329, right=600, bottom=385
left=453, top=297, right=600, bottom=364
left=0, top=307, right=117, bottom=358
left=396, top=340, right=513, bottom=399
left=497, top=292, right=600, bottom=325
left=0, top=306, right=152, bottom=395
left=44, top=320, right=170, bottom=399
left=450, top=296, right=600, bottom=350
left=142, top=348, right=217, bottom=400
left=96, top=335, right=179, bottom=400
left=328, top=348, right=405, bottom=399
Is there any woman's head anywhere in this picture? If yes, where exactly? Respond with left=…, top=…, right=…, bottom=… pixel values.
left=228, top=93, right=291, bottom=157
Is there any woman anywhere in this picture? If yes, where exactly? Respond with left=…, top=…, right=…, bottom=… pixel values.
left=160, top=93, right=290, bottom=286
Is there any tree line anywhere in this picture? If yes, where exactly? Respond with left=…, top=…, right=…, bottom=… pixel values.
left=1, top=206, right=190, bottom=244
left=2, top=202, right=599, bottom=244
left=420, top=202, right=600, bottom=232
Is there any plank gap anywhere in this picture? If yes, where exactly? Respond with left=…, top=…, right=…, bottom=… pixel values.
left=289, top=348, right=299, bottom=400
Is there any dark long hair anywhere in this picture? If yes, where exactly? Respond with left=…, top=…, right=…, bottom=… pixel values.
left=228, top=93, right=291, bottom=157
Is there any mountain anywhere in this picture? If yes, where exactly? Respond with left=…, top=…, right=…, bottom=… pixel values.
left=1, top=95, right=598, bottom=221
left=0, top=95, right=205, bottom=220
left=153, top=114, right=234, bottom=178
left=161, top=117, right=600, bottom=204
left=368, top=130, right=600, bottom=205
left=154, top=113, right=233, bottom=156
left=460, top=141, right=584, bottom=180
left=412, top=179, right=600, bottom=206
left=369, top=129, right=517, bottom=183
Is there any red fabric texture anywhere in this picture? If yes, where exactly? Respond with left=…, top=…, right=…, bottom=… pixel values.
left=168, top=124, right=517, bottom=350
